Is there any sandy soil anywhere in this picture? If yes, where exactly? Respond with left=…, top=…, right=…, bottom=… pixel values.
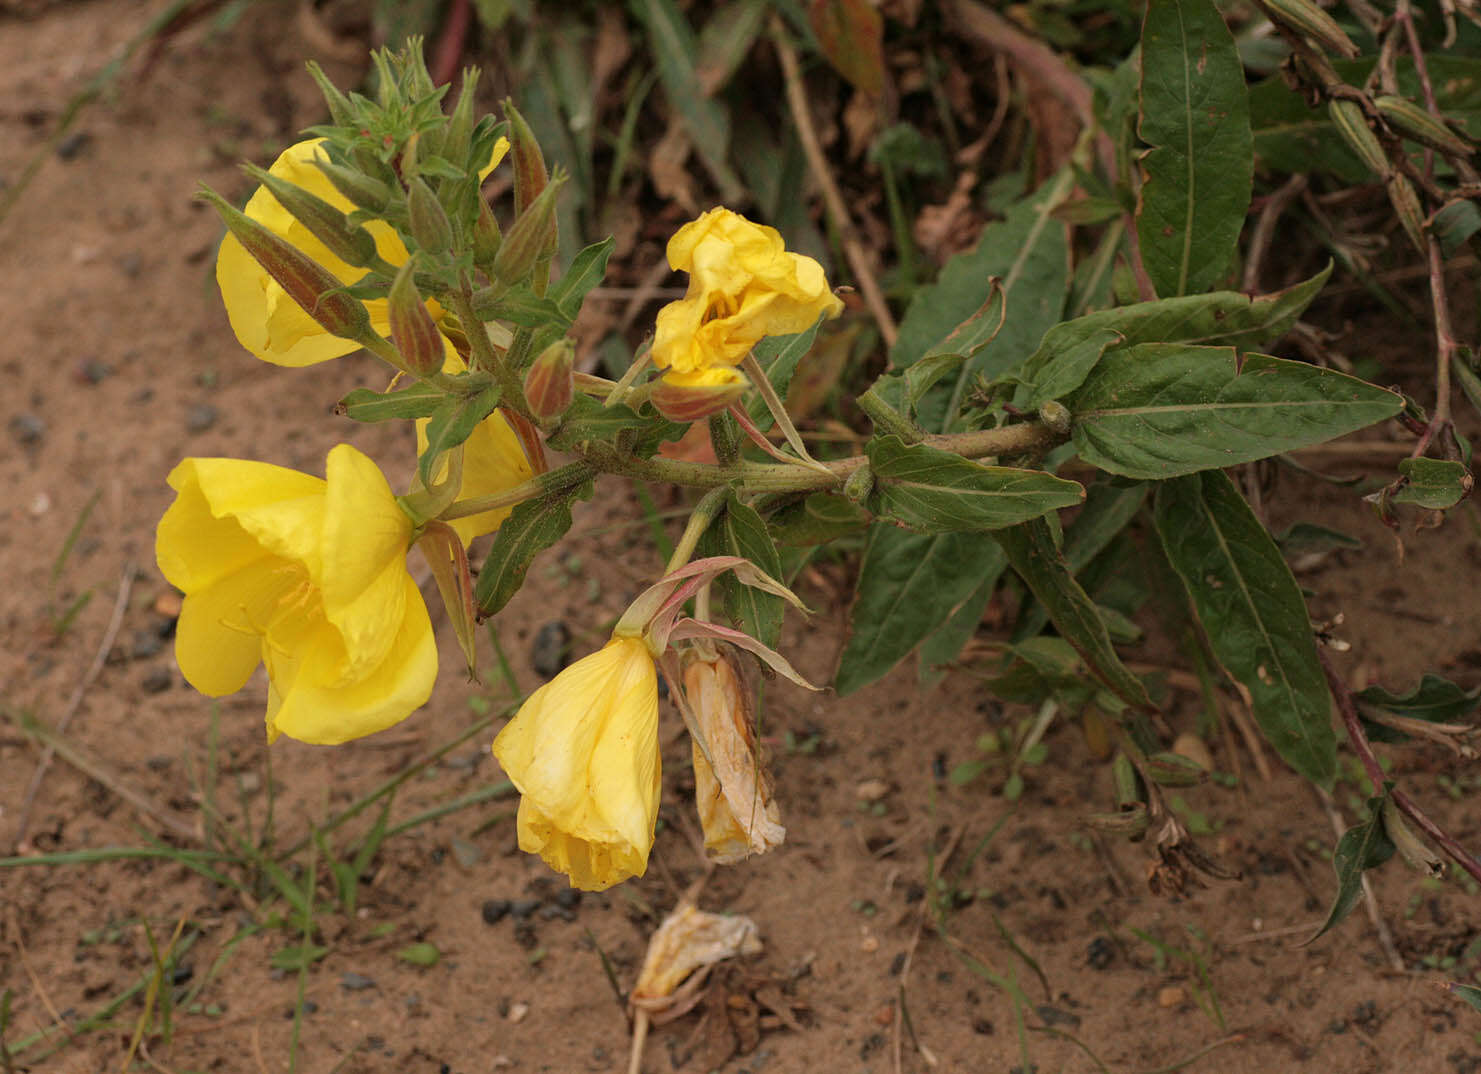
left=2, top=4, right=1480, bottom=1073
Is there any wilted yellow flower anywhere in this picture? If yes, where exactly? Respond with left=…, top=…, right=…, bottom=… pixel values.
left=216, top=137, right=508, bottom=367
left=651, top=208, right=843, bottom=379
left=491, top=635, right=660, bottom=890
left=156, top=444, right=437, bottom=745
left=683, top=649, right=785, bottom=864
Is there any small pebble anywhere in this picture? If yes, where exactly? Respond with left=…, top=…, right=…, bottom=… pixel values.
left=509, top=898, right=541, bottom=920
left=117, top=252, right=142, bottom=277
left=1158, top=985, right=1186, bottom=1008
left=450, top=837, right=481, bottom=869
left=153, top=591, right=183, bottom=619
left=1086, top=936, right=1115, bottom=970
left=512, top=921, right=538, bottom=949
left=141, top=667, right=173, bottom=694
left=29, top=491, right=51, bottom=516
left=553, top=889, right=581, bottom=911
left=76, top=359, right=112, bottom=385
left=1035, top=1005, right=1081, bottom=1029
left=170, top=964, right=194, bottom=985
left=855, top=779, right=891, bottom=803
left=56, top=131, right=93, bottom=160
left=530, top=621, right=571, bottom=680
left=10, top=413, right=45, bottom=446
left=506, top=1001, right=529, bottom=1024
left=481, top=898, right=512, bottom=925
left=340, top=972, right=376, bottom=992
left=129, top=629, right=163, bottom=660
left=185, top=404, right=218, bottom=434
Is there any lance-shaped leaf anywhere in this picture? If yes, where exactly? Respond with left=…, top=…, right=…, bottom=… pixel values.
left=992, top=517, right=1155, bottom=713
left=419, top=385, right=503, bottom=488
left=546, top=395, right=654, bottom=451
left=550, top=236, right=615, bottom=321
left=1136, top=0, right=1253, bottom=296
left=1066, top=345, right=1403, bottom=479
left=745, top=317, right=825, bottom=432
left=917, top=549, right=1007, bottom=687
left=835, top=528, right=1003, bottom=696
left=474, top=476, right=594, bottom=618
left=696, top=491, right=786, bottom=649
left=1450, top=983, right=1481, bottom=1014
left=337, top=381, right=445, bottom=423
left=808, top=0, right=887, bottom=97
left=1013, top=264, right=1331, bottom=408
left=1356, top=674, right=1481, bottom=745
left=1154, top=470, right=1336, bottom=787
left=1306, top=790, right=1395, bottom=944
left=866, top=436, right=1085, bottom=533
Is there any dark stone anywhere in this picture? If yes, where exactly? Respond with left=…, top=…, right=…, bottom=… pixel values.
left=859, top=1033, right=885, bottom=1059
left=512, top=920, right=538, bottom=949
left=554, top=888, right=582, bottom=911
left=169, top=964, right=193, bottom=985
left=129, top=629, right=163, bottom=660
left=481, top=898, right=511, bottom=925
left=509, top=898, right=541, bottom=920
left=117, top=252, right=142, bottom=277
left=10, top=413, right=45, bottom=446
left=185, top=404, right=218, bottom=434
left=141, top=667, right=173, bottom=694
left=340, top=972, right=376, bottom=991
left=888, top=952, right=906, bottom=976
left=56, top=131, right=93, bottom=160
left=973, top=1018, right=994, bottom=1035
left=1036, top=1005, right=1081, bottom=1029
left=1086, top=936, right=1115, bottom=970
left=530, top=621, right=571, bottom=679
left=77, top=359, right=112, bottom=385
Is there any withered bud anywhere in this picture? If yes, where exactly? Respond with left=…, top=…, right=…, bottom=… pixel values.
left=650, top=368, right=749, bottom=424
left=502, top=99, right=548, bottom=215
left=242, top=163, right=379, bottom=269
left=523, top=339, right=575, bottom=420
left=388, top=260, right=446, bottom=376
left=198, top=185, right=372, bottom=343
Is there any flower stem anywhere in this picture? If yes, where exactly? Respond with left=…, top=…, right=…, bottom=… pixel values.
left=664, top=486, right=729, bottom=574
left=440, top=461, right=593, bottom=521
left=448, top=290, right=530, bottom=418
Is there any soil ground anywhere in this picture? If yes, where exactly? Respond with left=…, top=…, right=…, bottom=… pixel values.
left=3, top=4, right=1480, bottom=1073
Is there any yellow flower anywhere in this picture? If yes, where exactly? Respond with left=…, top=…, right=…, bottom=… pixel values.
left=217, top=137, right=508, bottom=367
left=492, top=635, right=660, bottom=891
left=156, top=444, right=437, bottom=745
left=683, top=649, right=784, bottom=864
left=651, top=207, right=844, bottom=379
left=415, top=351, right=534, bottom=546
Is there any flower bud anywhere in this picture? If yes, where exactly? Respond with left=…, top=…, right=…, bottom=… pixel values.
left=650, top=367, right=749, bottom=423
left=1038, top=399, right=1072, bottom=435
left=1259, top=0, right=1358, bottom=58
left=1386, top=173, right=1428, bottom=253
left=682, top=648, right=785, bottom=864
left=198, top=185, right=372, bottom=343
left=306, top=60, right=356, bottom=127
left=842, top=463, right=874, bottom=505
left=1374, top=95, right=1475, bottom=158
left=388, top=260, right=446, bottom=376
left=1328, top=99, right=1390, bottom=178
left=502, top=99, right=548, bottom=215
left=407, top=175, right=454, bottom=255
left=444, top=69, right=481, bottom=173
left=311, top=156, right=393, bottom=214
left=473, top=196, right=503, bottom=270
left=491, top=171, right=565, bottom=285
left=242, top=162, right=379, bottom=269
left=523, top=339, right=575, bottom=420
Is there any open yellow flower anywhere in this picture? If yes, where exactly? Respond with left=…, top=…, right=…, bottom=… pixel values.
left=491, top=634, right=660, bottom=890
left=156, top=444, right=437, bottom=745
left=651, top=207, right=844, bottom=379
left=217, top=137, right=508, bottom=367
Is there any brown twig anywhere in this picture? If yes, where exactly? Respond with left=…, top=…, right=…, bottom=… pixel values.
left=12, top=561, right=134, bottom=852
left=1243, top=174, right=1309, bottom=293
left=1319, top=648, right=1481, bottom=885
left=1411, top=233, right=1458, bottom=461
left=770, top=19, right=898, bottom=346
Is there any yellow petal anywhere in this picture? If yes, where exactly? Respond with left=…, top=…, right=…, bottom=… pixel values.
left=172, top=556, right=301, bottom=696
left=447, top=413, right=534, bottom=545
left=267, top=572, right=437, bottom=745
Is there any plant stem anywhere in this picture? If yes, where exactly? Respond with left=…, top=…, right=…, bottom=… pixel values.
left=440, top=461, right=593, bottom=520
left=448, top=291, right=530, bottom=418
left=664, top=487, right=728, bottom=574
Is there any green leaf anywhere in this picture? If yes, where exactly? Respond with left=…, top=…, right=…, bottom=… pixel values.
left=866, top=436, right=1084, bottom=533
left=1393, top=458, right=1472, bottom=509
left=1249, top=74, right=1368, bottom=182
left=630, top=0, right=744, bottom=202
left=1011, top=265, right=1331, bottom=407
left=979, top=636, right=1095, bottom=707
left=337, top=381, right=444, bottom=422
left=550, top=236, right=615, bottom=321
left=808, top=0, right=886, bottom=97
left=547, top=395, right=653, bottom=450
left=419, top=385, right=502, bottom=487
left=769, top=492, right=870, bottom=546
left=1308, top=791, right=1395, bottom=943
left=1153, top=471, right=1336, bottom=787
left=1432, top=200, right=1481, bottom=259
left=476, top=285, right=569, bottom=329
left=1136, top=0, right=1253, bottom=296
left=893, top=172, right=1072, bottom=429
left=473, top=477, right=594, bottom=617
left=396, top=942, right=442, bottom=967
left=696, top=491, right=785, bottom=648
left=835, top=529, right=1003, bottom=696
left=917, top=550, right=1006, bottom=687
left=993, top=517, right=1155, bottom=712
left=1449, top=983, right=1481, bottom=1014
left=745, top=317, right=826, bottom=431
left=270, top=944, right=329, bottom=971
left=1066, top=346, right=1403, bottom=479
left=1356, top=674, right=1481, bottom=744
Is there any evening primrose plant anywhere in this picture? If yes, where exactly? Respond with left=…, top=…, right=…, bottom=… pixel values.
left=157, top=33, right=1471, bottom=917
